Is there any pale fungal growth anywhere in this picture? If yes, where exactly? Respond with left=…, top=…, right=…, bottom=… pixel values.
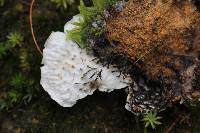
left=41, top=0, right=200, bottom=114
left=41, top=15, right=131, bottom=107
left=64, top=15, right=83, bottom=34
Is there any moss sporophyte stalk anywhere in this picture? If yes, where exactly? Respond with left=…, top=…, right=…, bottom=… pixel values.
left=42, top=0, right=200, bottom=116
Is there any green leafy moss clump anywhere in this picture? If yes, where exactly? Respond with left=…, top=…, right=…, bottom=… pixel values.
left=142, top=111, right=162, bottom=129
left=68, top=0, right=117, bottom=48
left=0, top=0, right=5, bottom=6
left=0, top=31, right=23, bottom=58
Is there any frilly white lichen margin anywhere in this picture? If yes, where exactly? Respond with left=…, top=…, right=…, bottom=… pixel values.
left=41, top=15, right=131, bottom=107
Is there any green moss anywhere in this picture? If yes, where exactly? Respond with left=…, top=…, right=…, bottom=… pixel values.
left=142, top=111, right=162, bottom=129
left=0, top=32, right=23, bottom=58
left=10, top=73, right=26, bottom=88
left=7, top=31, right=24, bottom=47
left=68, top=0, right=117, bottom=48
left=0, top=0, right=5, bottom=6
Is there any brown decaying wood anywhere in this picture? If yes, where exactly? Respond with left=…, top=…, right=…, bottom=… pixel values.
left=106, top=0, right=200, bottom=101
left=106, top=0, right=200, bottom=80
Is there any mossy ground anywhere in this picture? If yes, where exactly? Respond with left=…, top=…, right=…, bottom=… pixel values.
left=0, top=0, right=200, bottom=133
left=1, top=90, right=200, bottom=132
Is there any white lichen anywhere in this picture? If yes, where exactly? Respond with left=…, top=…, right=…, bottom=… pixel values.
left=41, top=15, right=131, bottom=107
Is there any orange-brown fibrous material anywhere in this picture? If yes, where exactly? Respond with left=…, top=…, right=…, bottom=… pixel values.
left=103, top=0, right=200, bottom=110
left=106, top=0, right=200, bottom=80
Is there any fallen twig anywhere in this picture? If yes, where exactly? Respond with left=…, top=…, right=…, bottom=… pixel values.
left=165, top=110, right=186, bottom=133
left=29, top=0, right=43, bottom=55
